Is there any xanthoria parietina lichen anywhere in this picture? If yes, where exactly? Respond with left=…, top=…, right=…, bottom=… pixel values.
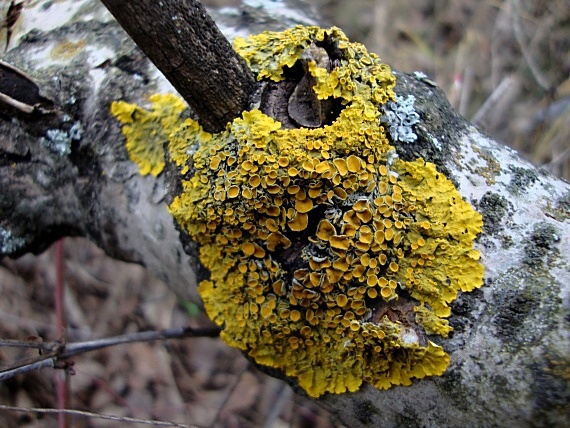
left=113, top=26, right=484, bottom=398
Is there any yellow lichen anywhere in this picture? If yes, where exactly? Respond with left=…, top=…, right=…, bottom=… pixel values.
left=116, top=25, right=484, bottom=398
left=111, top=93, right=187, bottom=176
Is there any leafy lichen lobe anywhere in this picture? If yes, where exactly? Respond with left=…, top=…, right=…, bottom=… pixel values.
left=112, top=93, right=186, bottom=176
left=113, top=26, right=484, bottom=397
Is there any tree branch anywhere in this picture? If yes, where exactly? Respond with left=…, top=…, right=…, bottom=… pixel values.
left=0, top=1, right=568, bottom=427
left=99, top=0, right=257, bottom=132
left=0, top=404, right=194, bottom=427
left=0, top=326, right=221, bottom=381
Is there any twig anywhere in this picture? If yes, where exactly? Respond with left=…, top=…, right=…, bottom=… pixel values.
left=209, top=361, right=250, bottom=428
left=54, top=239, right=66, bottom=338
left=0, top=342, right=63, bottom=372
left=0, top=357, right=56, bottom=379
left=0, top=326, right=220, bottom=381
left=53, top=238, right=68, bottom=428
left=0, top=309, right=91, bottom=339
left=0, top=404, right=196, bottom=427
left=262, top=383, right=293, bottom=428
left=511, top=0, right=550, bottom=91
left=472, top=76, right=517, bottom=125
left=0, top=92, right=34, bottom=113
left=0, top=338, right=61, bottom=351
left=458, top=67, right=474, bottom=117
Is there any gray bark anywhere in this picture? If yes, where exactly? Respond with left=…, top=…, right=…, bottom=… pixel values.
left=0, top=1, right=568, bottom=427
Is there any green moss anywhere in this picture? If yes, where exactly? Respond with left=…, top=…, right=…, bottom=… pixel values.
left=113, top=25, right=484, bottom=398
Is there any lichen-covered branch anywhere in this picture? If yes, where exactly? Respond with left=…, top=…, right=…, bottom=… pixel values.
left=0, top=1, right=568, bottom=427
left=154, top=26, right=484, bottom=397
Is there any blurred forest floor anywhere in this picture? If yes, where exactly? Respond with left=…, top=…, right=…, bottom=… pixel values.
left=1, top=0, right=568, bottom=427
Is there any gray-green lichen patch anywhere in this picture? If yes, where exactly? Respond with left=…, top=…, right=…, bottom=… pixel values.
left=531, top=356, right=570, bottom=426
left=558, top=192, right=570, bottom=214
left=40, top=121, right=83, bottom=156
left=523, top=222, right=561, bottom=268
left=448, top=288, right=486, bottom=340
left=507, top=165, right=539, bottom=195
left=381, top=94, right=420, bottom=143
left=211, top=0, right=320, bottom=41
left=3, top=0, right=113, bottom=52
left=477, top=191, right=512, bottom=235
left=0, top=227, right=27, bottom=254
left=458, top=254, right=569, bottom=424
left=492, top=285, right=538, bottom=344
left=352, top=399, right=378, bottom=425
left=490, top=267, right=562, bottom=352
left=387, top=71, right=467, bottom=184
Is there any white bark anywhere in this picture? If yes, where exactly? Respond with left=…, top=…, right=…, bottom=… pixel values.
left=1, top=1, right=568, bottom=427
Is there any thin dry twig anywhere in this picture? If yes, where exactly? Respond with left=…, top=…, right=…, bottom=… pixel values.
left=0, top=338, right=61, bottom=351
left=53, top=239, right=68, bottom=428
left=458, top=67, right=474, bottom=117
left=209, top=362, right=250, bottom=428
left=511, top=0, right=550, bottom=91
left=0, top=326, right=220, bottom=381
left=262, top=383, right=293, bottom=428
left=0, top=308, right=91, bottom=338
left=472, top=75, right=518, bottom=125
left=0, top=404, right=196, bottom=427
left=546, top=148, right=570, bottom=170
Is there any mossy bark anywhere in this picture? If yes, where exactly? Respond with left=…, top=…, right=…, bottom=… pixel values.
left=0, top=1, right=568, bottom=427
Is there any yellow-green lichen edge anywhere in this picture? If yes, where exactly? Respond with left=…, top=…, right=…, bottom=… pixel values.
left=111, top=93, right=186, bottom=176
left=124, top=26, right=484, bottom=397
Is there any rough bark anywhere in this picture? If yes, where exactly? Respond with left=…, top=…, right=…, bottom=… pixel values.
left=0, top=1, right=568, bottom=427
left=99, top=0, right=256, bottom=133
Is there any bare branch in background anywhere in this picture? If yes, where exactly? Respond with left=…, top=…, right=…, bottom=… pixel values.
left=0, top=326, right=221, bottom=381
left=0, top=404, right=195, bottom=427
